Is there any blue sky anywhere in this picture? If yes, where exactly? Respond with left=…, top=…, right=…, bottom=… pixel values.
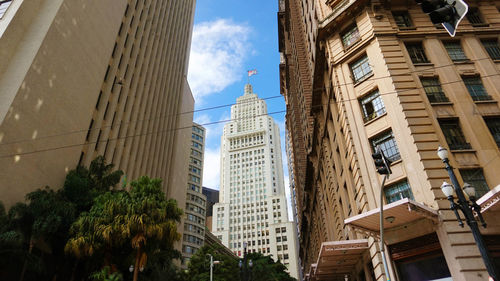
left=187, top=0, right=292, bottom=218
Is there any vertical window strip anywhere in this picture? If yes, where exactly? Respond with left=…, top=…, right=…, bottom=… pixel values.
left=460, top=169, right=490, bottom=197
left=350, top=55, right=372, bottom=83
left=406, top=43, right=429, bottom=64
left=421, top=77, right=449, bottom=103
left=438, top=119, right=471, bottom=150
left=444, top=42, right=468, bottom=61
left=482, top=40, right=500, bottom=60
left=372, top=131, right=400, bottom=162
left=385, top=180, right=414, bottom=203
left=484, top=117, right=500, bottom=147
left=341, top=25, right=361, bottom=48
left=463, top=77, right=491, bottom=101
left=360, top=90, right=386, bottom=122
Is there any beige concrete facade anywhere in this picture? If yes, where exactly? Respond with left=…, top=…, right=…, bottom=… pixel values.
left=0, top=0, right=196, bottom=222
left=279, top=0, right=500, bottom=280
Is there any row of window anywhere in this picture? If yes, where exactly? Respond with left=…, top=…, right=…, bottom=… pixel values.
left=349, top=38, right=500, bottom=85
left=392, top=7, right=489, bottom=29
left=385, top=165, right=491, bottom=204
left=406, top=40, right=500, bottom=64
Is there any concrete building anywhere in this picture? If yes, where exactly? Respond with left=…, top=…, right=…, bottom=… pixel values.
left=212, top=84, right=300, bottom=279
left=182, top=122, right=207, bottom=265
left=278, top=0, right=500, bottom=280
left=203, top=186, right=220, bottom=232
left=0, top=0, right=196, bottom=249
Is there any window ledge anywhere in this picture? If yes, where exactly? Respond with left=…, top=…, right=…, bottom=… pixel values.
left=364, top=112, right=387, bottom=125
left=493, top=59, right=500, bottom=63
left=390, top=159, right=402, bottom=166
left=474, top=99, right=497, bottom=104
left=430, top=101, right=453, bottom=105
left=471, top=23, right=490, bottom=27
left=450, top=149, right=476, bottom=154
left=353, top=73, right=374, bottom=87
left=343, top=38, right=362, bottom=52
left=398, top=27, right=416, bottom=31
left=453, top=60, right=473, bottom=64
left=413, top=62, right=434, bottom=66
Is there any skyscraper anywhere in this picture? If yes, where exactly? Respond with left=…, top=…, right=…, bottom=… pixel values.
left=182, top=122, right=207, bottom=265
left=212, top=84, right=299, bottom=279
left=0, top=0, right=196, bottom=214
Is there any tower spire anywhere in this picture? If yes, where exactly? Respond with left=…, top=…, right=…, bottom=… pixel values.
left=244, top=83, right=253, bottom=95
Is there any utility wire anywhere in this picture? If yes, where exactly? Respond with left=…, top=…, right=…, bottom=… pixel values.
left=0, top=110, right=286, bottom=159
left=0, top=56, right=495, bottom=147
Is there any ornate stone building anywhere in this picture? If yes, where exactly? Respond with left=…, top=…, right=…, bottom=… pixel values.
left=279, top=0, right=500, bottom=280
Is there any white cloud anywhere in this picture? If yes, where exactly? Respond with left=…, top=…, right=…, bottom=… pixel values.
left=202, top=147, right=221, bottom=190
left=188, top=19, right=252, bottom=102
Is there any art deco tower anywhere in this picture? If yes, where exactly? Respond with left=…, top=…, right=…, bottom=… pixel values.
left=212, top=84, right=299, bottom=279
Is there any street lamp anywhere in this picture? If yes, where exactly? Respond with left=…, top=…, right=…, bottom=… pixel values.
left=437, top=146, right=499, bottom=280
left=239, top=242, right=253, bottom=281
left=206, top=254, right=220, bottom=281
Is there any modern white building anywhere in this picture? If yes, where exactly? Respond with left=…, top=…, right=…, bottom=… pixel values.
left=212, top=84, right=299, bottom=279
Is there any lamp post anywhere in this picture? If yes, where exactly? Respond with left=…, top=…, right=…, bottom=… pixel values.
left=239, top=242, right=253, bottom=281
left=206, top=254, right=220, bottom=281
left=437, top=146, right=499, bottom=280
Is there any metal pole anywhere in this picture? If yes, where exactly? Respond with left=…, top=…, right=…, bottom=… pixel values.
left=443, top=159, right=499, bottom=281
left=209, top=254, right=213, bottom=281
left=379, top=174, right=391, bottom=281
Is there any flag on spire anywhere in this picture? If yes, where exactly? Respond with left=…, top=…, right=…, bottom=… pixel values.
left=247, top=69, right=257, bottom=77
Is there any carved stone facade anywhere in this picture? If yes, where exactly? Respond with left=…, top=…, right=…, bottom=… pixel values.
left=279, top=0, right=500, bottom=280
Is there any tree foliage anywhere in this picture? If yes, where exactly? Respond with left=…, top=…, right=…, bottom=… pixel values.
left=65, top=176, right=183, bottom=281
left=186, top=246, right=296, bottom=281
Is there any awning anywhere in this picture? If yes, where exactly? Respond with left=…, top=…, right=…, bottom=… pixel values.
left=306, top=240, right=369, bottom=280
left=477, top=185, right=500, bottom=214
left=344, top=198, right=438, bottom=234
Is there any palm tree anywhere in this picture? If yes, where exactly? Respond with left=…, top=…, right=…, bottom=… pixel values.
left=116, top=176, right=183, bottom=281
left=66, top=176, right=183, bottom=281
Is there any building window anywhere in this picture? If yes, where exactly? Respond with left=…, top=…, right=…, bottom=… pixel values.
left=360, top=90, right=386, bottom=122
left=463, top=76, right=492, bottom=101
left=0, top=0, right=12, bottom=19
left=392, top=11, right=413, bottom=28
left=350, top=55, right=372, bottom=83
left=405, top=43, right=429, bottom=64
left=466, top=7, right=486, bottom=26
left=443, top=41, right=468, bottom=61
left=438, top=119, right=471, bottom=150
left=460, top=169, right=490, bottom=197
left=484, top=117, right=500, bottom=147
left=341, top=24, right=361, bottom=48
left=482, top=39, right=500, bottom=60
left=421, top=77, right=449, bottom=103
left=385, top=180, right=414, bottom=203
left=371, top=131, right=400, bottom=162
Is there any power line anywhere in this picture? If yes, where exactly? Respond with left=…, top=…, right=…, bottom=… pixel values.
left=0, top=57, right=495, bottom=147
left=0, top=110, right=286, bottom=159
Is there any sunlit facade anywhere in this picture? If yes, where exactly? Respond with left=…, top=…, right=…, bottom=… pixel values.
left=212, top=84, right=299, bottom=279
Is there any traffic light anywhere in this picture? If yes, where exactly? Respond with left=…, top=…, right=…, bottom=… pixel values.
left=372, top=148, right=392, bottom=175
left=415, top=0, right=468, bottom=37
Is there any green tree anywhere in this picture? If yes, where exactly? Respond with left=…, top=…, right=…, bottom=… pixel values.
left=186, top=245, right=240, bottom=281
left=66, top=176, right=183, bottom=281
left=7, top=187, right=76, bottom=281
left=245, top=252, right=296, bottom=281
left=62, top=156, right=123, bottom=213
